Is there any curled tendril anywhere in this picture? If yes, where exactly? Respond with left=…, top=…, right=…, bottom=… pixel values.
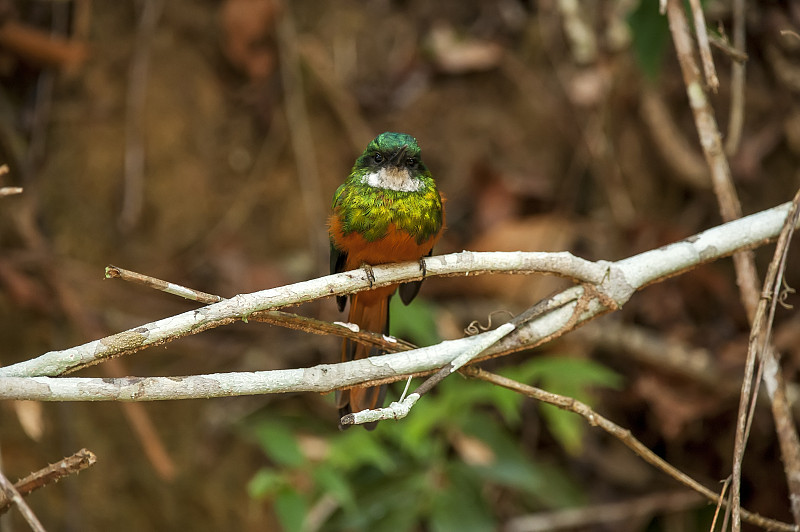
left=464, top=310, right=515, bottom=336
left=778, top=277, right=795, bottom=310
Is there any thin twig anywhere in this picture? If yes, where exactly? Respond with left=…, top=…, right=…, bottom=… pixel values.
left=2, top=201, right=798, bottom=383
left=0, top=470, right=46, bottom=532
left=0, top=187, right=23, bottom=197
left=734, top=188, right=800, bottom=525
left=0, top=196, right=794, bottom=409
left=342, top=282, right=618, bottom=427
left=710, top=476, right=732, bottom=532
left=666, top=0, right=758, bottom=318
left=667, top=1, right=800, bottom=527
left=105, top=265, right=223, bottom=304
left=687, top=0, right=719, bottom=91
left=505, top=490, right=704, bottom=532
left=462, top=367, right=797, bottom=532
left=339, top=322, right=516, bottom=426
left=0, top=449, right=97, bottom=514
left=725, top=0, right=747, bottom=155
left=709, top=33, right=748, bottom=63
left=105, top=264, right=416, bottom=353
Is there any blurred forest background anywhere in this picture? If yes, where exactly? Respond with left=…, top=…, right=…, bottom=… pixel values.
left=1, top=0, right=800, bottom=530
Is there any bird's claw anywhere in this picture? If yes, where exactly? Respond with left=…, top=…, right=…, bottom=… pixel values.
left=418, top=257, right=427, bottom=279
left=363, top=264, right=375, bottom=288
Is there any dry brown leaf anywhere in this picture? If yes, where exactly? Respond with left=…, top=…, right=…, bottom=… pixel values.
left=450, top=430, right=495, bottom=466
left=13, top=400, right=44, bottom=441
left=296, top=433, right=329, bottom=462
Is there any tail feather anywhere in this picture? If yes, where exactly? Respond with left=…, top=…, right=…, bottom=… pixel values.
left=337, top=290, right=390, bottom=430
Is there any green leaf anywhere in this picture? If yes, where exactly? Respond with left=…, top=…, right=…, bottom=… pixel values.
left=501, top=356, right=622, bottom=454
left=503, top=356, right=623, bottom=393
left=541, top=404, right=585, bottom=454
left=628, top=0, right=670, bottom=80
left=275, top=490, right=308, bottom=532
left=389, top=296, right=441, bottom=346
left=333, top=470, right=429, bottom=531
left=312, top=464, right=355, bottom=509
left=439, top=374, right=525, bottom=427
left=462, top=412, right=584, bottom=508
left=252, top=420, right=305, bottom=468
left=327, top=428, right=395, bottom=472
left=247, top=469, right=286, bottom=499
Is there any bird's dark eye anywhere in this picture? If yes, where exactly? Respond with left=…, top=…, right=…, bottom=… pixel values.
left=406, top=157, right=416, bottom=167
left=373, top=153, right=383, bottom=164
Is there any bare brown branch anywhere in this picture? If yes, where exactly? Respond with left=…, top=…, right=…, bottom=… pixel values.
left=0, top=470, right=46, bottom=532
left=463, top=367, right=797, bottom=532
left=0, top=449, right=97, bottom=514
left=667, top=0, right=800, bottom=526
left=725, top=0, right=747, bottom=155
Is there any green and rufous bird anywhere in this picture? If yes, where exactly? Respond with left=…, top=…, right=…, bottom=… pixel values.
left=329, top=132, right=445, bottom=429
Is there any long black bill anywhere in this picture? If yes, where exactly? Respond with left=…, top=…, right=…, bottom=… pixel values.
left=388, top=144, right=408, bottom=166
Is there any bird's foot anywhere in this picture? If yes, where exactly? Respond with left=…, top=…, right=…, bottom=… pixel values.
left=418, top=257, right=428, bottom=279
left=362, top=264, right=375, bottom=288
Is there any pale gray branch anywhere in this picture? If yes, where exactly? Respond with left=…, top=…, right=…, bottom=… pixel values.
left=0, top=200, right=797, bottom=402
left=0, top=250, right=612, bottom=378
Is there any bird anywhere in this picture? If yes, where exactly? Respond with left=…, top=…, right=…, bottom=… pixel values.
left=329, top=132, right=445, bottom=429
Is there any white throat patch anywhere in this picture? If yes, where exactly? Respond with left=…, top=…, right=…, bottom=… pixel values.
left=362, top=167, right=423, bottom=192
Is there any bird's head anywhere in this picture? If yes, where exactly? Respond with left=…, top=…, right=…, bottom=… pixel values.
left=353, top=132, right=429, bottom=192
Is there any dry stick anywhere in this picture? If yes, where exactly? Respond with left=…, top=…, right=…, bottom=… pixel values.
left=740, top=190, right=800, bottom=524
left=344, top=282, right=613, bottom=426
left=105, top=265, right=416, bottom=354
left=725, top=0, right=747, bottom=155
left=666, top=0, right=759, bottom=320
left=255, top=311, right=416, bottom=353
left=339, top=322, right=518, bottom=426
left=0, top=470, right=46, bottom=532
left=462, top=367, right=797, bottom=532
left=339, top=293, right=572, bottom=427
left=0, top=449, right=97, bottom=514
left=687, top=0, right=719, bottom=92
left=105, top=265, right=223, bottom=304
left=2, top=202, right=798, bottom=394
left=710, top=476, right=733, bottom=532
left=51, top=270, right=176, bottom=481
left=4, top=250, right=613, bottom=379
left=667, top=1, right=800, bottom=527
left=505, top=490, right=704, bottom=532
left=343, top=283, right=623, bottom=426
left=0, top=187, right=22, bottom=197
left=0, top=286, right=587, bottom=401
left=709, top=34, right=749, bottom=64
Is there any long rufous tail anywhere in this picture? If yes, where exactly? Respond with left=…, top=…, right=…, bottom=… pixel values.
left=336, top=290, right=390, bottom=430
